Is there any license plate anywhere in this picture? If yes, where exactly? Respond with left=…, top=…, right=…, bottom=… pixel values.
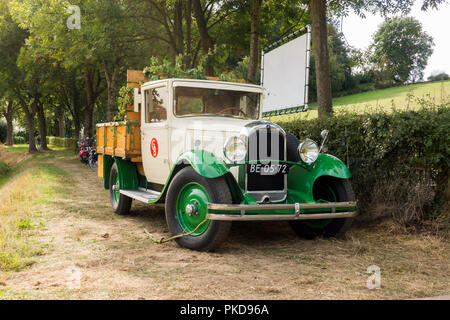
left=247, top=163, right=289, bottom=175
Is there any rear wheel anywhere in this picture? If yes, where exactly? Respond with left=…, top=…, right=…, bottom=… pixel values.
left=165, top=167, right=232, bottom=251
left=89, top=152, right=98, bottom=171
left=109, top=163, right=132, bottom=215
left=289, top=177, right=355, bottom=239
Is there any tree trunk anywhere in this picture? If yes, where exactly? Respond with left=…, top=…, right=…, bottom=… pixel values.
left=35, top=101, right=49, bottom=150
left=106, top=82, right=115, bottom=122
left=174, top=0, right=184, bottom=56
left=192, top=0, right=214, bottom=75
left=103, top=60, right=119, bottom=122
left=83, top=69, right=97, bottom=139
left=71, top=102, right=82, bottom=141
left=84, top=101, right=94, bottom=140
left=248, top=0, right=262, bottom=84
left=185, top=0, right=192, bottom=67
left=65, top=98, right=81, bottom=140
left=74, top=118, right=81, bottom=141
left=26, top=113, right=37, bottom=153
left=20, top=102, right=37, bottom=153
left=6, top=115, right=14, bottom=146
left=310, top=0, right=333, bottom=117
left=4, top=101, right=15, bottom=146
left=67, top=77, right=83, bottom=141
left=58, top=110, right=65, bottom=137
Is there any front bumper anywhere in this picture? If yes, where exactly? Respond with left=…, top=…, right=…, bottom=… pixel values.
left=207, top=201, right=358, bottom=221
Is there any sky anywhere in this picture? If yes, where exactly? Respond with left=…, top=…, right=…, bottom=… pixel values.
left=341, top=1, right=450, bottom=79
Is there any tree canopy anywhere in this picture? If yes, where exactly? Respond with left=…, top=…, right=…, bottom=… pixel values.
left=371, top=16, right=434, bottom=83
left=0, top=0, right=446, bottom=148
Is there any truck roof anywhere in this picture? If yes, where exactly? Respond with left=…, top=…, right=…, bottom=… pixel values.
left=141, top=78, right=264, bottom=93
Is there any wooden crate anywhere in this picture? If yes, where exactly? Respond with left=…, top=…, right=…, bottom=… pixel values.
left=96, top=121, right=141, bottom=159
left=127, top=70, right=147, bottom=89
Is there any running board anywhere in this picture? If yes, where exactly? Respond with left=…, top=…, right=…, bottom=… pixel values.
left=120, top=189, right=161, bottom=203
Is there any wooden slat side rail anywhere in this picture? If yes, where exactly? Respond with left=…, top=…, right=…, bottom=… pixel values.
left=98, top=155, right=104, bottom=178
left=96, top=121, right=142, bottom=159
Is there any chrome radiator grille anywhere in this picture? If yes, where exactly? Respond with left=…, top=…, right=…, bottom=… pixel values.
left=246, top=126, right=286, bottom=193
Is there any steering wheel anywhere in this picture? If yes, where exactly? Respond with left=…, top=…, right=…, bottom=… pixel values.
left=217, top=107, right=247, bottom=117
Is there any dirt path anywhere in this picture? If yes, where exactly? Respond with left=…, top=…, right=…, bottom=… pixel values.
left=2, top=156, right=449, bottom=299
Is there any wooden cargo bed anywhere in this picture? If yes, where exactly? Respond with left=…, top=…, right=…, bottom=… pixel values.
left=96, top=121, right=141, bottom=159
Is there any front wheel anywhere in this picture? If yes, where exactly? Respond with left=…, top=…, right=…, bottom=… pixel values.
left=289, top=177, right=355, bottom=239
left=165, top=167, right=232, bottom=251
left=109, top=163, right=132, bottom=215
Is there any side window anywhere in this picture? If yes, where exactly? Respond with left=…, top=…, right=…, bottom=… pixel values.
left=145, top=87, right=168, bottom=123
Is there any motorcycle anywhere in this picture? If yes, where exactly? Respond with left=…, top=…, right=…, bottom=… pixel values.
left=77, top=139, right=90, bottom=165
left=77, top=138, right=97, bottom=171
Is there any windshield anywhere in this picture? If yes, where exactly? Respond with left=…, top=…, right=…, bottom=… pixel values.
left=174, top=87, right=260, bottom=120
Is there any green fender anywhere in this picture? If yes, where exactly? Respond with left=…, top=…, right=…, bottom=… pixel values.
left=176, top=150, right=229, bottom=178
left=114, top=157, right=139, bottom=190
left=287, top=153, right=351, bottom=203
left=103, top=156, right=138, bottom=190
left=103, top=151, right=228, bottom=201
left=103, top=155, right=114, bottom=190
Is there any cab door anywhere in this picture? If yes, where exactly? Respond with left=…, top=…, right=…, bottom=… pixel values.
left=141, top=85, right=170, bottom=185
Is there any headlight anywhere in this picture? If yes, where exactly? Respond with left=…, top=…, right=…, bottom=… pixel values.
left=298, top=139, right=319, bottom=164
left=223, top=136, right=246, bottom=163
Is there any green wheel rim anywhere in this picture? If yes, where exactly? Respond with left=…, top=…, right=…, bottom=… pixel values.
left=112, top=171, right=120, bottom=204
left=176, top=182, right=211, bottom=236
left=305, top=183, right=335, bottom=229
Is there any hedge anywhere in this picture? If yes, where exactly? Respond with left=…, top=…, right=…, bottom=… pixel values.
left=46, top=136, right=77, bottom=149
left=14, top=136, right=26, bottom=144
left=272, top=100, right=450, bottom=226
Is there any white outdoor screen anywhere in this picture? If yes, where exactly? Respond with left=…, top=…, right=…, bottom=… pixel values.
left=262, top=32, right=309, bottom=114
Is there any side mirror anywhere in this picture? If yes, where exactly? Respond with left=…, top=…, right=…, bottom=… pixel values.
left=319, top=129, right=329, bottom=153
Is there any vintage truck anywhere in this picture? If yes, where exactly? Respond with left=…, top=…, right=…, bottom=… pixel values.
left=96, top=71, right=357, bottom=251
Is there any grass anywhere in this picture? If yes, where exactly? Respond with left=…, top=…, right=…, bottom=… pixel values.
left=0, top=145, right=72, bottom=272
left=0, top=141, right=449, bottom=299
left=0, top=160, right=10, bottom=186
left=2, top=145, right=30, bottom=154
left=4, top=144, right=75, bottom=159
left=0, top=163, right=68, bottom=271
left=270, top=80, right=450, bottom=121
left=0, top=144, right=75, bottom=188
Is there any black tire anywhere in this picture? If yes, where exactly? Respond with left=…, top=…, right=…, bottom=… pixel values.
left=89, top=153, right=98, bottom=172
left=289, top=177, right=355, bottom=239
left=89, top=159, right=97, bottom=171
left=165, top=167, right=232, bottom=251
left=286, top=131, right=300, bottom=163
left=109, top=163, right=132, bottom=215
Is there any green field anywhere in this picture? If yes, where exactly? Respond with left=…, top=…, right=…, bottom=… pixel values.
left=270, top=80, right=450, bottom=122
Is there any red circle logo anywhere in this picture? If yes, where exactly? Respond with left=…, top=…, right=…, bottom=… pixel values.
left=150, top=138, right=159, bottom=158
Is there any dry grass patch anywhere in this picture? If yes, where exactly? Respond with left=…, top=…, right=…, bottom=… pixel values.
left=0, top=163, right=69, bottom=272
